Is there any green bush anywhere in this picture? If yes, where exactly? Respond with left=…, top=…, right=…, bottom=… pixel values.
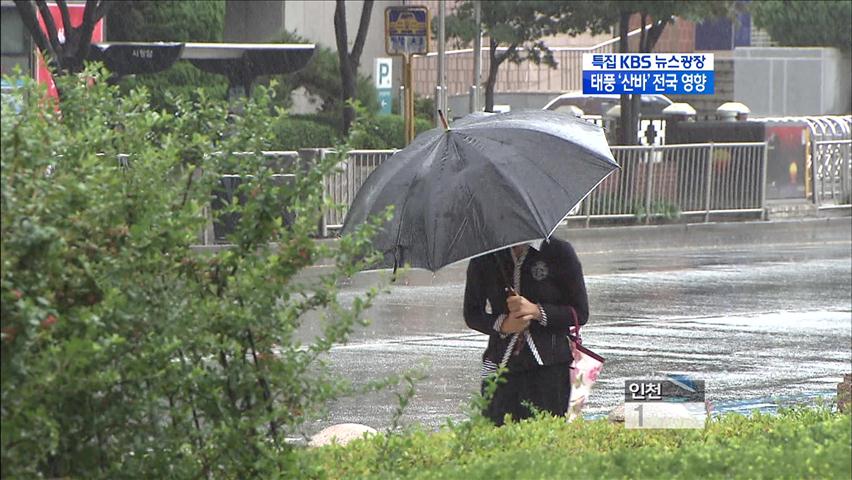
left=1, top=67, right=390, bottom=478
left=349, top=114, right=434, bottom=149
left=270, top=116, right=341, bottom=150
left=298, top=407, right=852, bottom=479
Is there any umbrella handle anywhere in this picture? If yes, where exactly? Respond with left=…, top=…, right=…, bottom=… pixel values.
left=438, top=109, right=449, bottom=130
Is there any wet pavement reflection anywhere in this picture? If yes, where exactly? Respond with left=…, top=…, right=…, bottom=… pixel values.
left=302, top=242, right=851, bottom=433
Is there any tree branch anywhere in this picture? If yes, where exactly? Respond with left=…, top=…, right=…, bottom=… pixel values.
left=15, top=0, right=59, bottom=70
left=350, top=0, right=374, bottom=68
left=34, top=0, right=63, bottom=57
left=13, top=1, right=54, bottom=61
left=333, top=0, right=350, bottom=71
left=56, top=0, right=71, bottom=37
left=644, top=19, right=668, bottom=53
left=72, top=0, right=104, bottom=68
left=494, top=42, right=518, bottom=66
left=94, top=0, right=111, bottom=21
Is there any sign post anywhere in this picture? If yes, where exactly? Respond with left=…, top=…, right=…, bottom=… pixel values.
left=385, top=6, right=430, bottom=145
left=375, top=58, right=393, bottom=115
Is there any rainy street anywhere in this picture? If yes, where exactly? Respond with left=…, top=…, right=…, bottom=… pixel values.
left=305, top=229, right=852, bottom=433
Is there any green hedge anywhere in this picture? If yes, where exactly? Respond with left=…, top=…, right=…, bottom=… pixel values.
left=350, top=115, right=434, bottom=149
left=271, top=116, right=341, bottom=150
left=297, top=407, right=851, bottom=479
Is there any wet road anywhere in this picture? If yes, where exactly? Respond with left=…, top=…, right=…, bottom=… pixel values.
left=306, top=240, right=852, bottom=433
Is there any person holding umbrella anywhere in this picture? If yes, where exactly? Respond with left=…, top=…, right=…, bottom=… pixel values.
left=340, top=109, right=617, bottom=424
left=464, top=237, right=588, bottom=425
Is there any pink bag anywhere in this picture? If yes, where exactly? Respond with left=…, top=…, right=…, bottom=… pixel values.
left=566, top=308, right=605, bottom=421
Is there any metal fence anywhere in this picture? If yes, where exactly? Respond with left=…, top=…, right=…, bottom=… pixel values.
left=577, top=142, right=767, bottom=224
left=812, top=140, right=852, bottom=206
left=313, top=142, right=767, bottom=236
left=198, top=137, right=852, bottom=241
left=321, top=149, right=396, bottom=234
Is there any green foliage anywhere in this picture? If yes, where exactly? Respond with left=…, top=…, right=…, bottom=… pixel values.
left=299, top=407, right=851, bottom=479
left=445, top=1, right=612, bottom=59
left=390, top=95, right=435, bottom=127
left=270, top=116, right=341, bottom=150
left=1, top=67, right=392, bottom=478
left=349, top=114, right=433, bottom=149
left=751, top=0, right=852, bottom=52
left=106, top=0, right=228, bottom=109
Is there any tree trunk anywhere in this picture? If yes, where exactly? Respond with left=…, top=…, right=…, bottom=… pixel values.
left=14, top=0, right=110, bottom=101
left=333, top=0, right=373, bottom=135
left=484, top=39, right=500, bottom=112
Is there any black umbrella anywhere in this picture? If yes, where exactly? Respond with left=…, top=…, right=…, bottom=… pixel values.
left=341, top=110, right=619, bottom=272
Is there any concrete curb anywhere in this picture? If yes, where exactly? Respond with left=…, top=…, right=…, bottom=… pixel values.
left=552, top=216, right=852, bottom=254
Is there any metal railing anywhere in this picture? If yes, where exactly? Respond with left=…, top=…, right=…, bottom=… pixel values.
left=313, top=142, right=767, bottom=236
left=812, top=140, right=852, bottom=206
left=321, top=149, right=396, bottom=234
left=412, top=24, right=656, bottom=97
left=577, top=142, right=767, bottom=224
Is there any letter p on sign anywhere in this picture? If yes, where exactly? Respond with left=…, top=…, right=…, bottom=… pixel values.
left=375, top=58, right=393, bottom=89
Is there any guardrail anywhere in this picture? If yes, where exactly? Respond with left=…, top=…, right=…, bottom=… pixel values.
left=199, top=143, right=768, bottom=243
left=312, top=142, right=768, bottom=237
left=321, top=150, right=395, bottom=234
left=812, top=139, right=852, bottom=206
left=576, top=142, right=767, bottom=225
left=188, top=133, right=852, bottom=242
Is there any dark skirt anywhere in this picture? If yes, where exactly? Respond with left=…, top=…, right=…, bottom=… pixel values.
left=481, top=362, right=572, bottom=426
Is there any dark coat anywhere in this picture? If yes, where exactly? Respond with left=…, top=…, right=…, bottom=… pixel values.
left=463, top=237, right=589, bottom=372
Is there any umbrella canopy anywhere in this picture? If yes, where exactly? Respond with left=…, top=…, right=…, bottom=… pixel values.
left=341, top=110, right=619, bottom=271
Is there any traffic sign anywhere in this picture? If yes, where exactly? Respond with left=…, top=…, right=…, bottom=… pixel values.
left=385, top=6, right=430, bottom=56
left=375, top=58, right=393, bottom=89
left=378, top=89, right=392, bottom=115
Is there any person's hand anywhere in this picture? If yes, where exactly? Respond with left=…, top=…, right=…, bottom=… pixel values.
left=500, top=312, right=530, bottom=334
left=507, top=295, right=541, bottom=322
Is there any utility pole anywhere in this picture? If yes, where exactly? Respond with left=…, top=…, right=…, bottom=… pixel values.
left=435, top=0, right=446, bottom=127
left=469, top=0, right=481, bottom=114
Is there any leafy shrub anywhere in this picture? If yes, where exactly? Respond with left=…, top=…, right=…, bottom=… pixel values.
left=299, top=407, right=852, bottom=479
left=349, top=114, right=433, bottom=150
left=1, top=67, right=390, bottom=478
left=270, top=116, right=341, bottom=150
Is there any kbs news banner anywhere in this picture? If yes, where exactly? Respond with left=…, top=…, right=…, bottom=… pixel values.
left=582, top=53, right=715, bottom=95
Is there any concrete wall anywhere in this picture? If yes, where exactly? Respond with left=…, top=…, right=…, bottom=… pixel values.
left=734, top=47, right=852, bottom=116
